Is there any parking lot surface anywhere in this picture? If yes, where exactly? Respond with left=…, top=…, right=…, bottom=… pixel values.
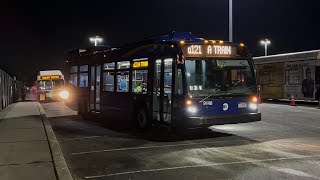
left=43, top=102, right=320, bottom=180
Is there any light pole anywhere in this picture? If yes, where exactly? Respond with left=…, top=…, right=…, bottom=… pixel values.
left=90, top=36, right=103, bottom=46
left=260, top=39, right=271, bottom=56
left=229, top=0, right=233, bottom=42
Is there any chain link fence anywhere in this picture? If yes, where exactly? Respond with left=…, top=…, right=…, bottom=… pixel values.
left=0, top=68, right=23, bottom=110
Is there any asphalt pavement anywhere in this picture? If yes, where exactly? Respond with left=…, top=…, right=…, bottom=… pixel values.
left=43, top=102, right=320, bottom=180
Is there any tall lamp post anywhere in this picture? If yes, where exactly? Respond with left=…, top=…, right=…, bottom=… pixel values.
left=260, top=39, right=271, bottom=56
left=229, top=0, right=233, bottom=42
left=90, top=36, right=103, bottom=46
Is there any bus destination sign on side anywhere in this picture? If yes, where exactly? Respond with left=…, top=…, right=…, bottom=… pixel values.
left=40, top=75, right=62, bottom=80
left=183, top=45, right=237, bottom=58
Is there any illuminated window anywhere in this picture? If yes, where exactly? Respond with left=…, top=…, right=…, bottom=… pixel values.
left=79, top=73, right=88, bottom=87
left=103, top=72, right=114, bottom=92
left=104, top=62, right=115, bottom=70
left=117, top=61, right=130, bottom=70
left=116, top=71, right=129, bottom=92
left=79, top=65, right=88, bottom=72
left=70, top=74, right=77, bottom=86
left=70, top=66, right=78, bottom=73
left=132, top=70, right=148, bottom=94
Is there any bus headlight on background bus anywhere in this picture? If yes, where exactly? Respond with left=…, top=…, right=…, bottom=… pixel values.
left=249, top=95, right=258, bottom=111
left=249, top=103, right=258, bottom=110
left=59, top=90, right=69, bottom=99
left=187, top=106, right=198, bottom=114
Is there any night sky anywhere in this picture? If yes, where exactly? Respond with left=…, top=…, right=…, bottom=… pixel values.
left=1, top=0, right=320, bottom=84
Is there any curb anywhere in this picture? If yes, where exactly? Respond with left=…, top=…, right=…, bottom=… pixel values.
left=37, top=102, right=73, bottom=180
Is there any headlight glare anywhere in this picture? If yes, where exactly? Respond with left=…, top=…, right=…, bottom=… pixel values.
left=59, top=90, right=69, bottom=99
left=249, top=103, right=258, bottom=110
left=187, top=106, right=198, bottom=114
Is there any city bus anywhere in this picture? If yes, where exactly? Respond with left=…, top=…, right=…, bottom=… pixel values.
left=65, top=32, right=261, bottom=129
left=254, top=50, right=320, bottom=101
left=36, top=70, right=69, bottom=102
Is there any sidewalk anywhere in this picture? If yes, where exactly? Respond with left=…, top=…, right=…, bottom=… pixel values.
left=0, top=102, right=72, bottom=180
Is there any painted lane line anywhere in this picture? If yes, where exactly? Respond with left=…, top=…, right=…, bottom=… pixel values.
left=84, top=154, right=320, bottom=179
left=71, top=139, right=252, bottom=155
left=60, top=136, right=104, bottom=141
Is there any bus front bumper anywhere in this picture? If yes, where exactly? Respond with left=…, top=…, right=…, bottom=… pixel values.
left=183, top=113, right=261, bottom=127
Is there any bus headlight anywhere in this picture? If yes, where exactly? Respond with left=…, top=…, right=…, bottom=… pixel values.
left=59, top=90, right=69, bottom=99
left=249, top=103, right=258, bottom=110
left=187, top=106, right=198, bottom=114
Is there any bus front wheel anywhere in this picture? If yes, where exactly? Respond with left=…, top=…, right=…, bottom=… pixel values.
left=136, top=108, right=150, bottom=129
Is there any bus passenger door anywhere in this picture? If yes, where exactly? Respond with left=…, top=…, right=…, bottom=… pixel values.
left=89, top=65, right=101, bottom=112
left=153, top=58, right=173, bottom=124
left=95, top=65, right=101, bottom=111
left=89, top=66, right=95, bottom=111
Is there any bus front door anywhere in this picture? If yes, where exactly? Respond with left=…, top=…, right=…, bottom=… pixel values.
left=154, top=58, right=173, bottom=124
left=89, top=65, right=101, bottom=112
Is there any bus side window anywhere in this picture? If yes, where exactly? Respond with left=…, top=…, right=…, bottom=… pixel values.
left=69, top=66, right=78, bottom=87
left=116, top=71, right=129, bottom=92
left=79, top=65, right=88, bottom=87
left=132, top=69, right=148, bottom=94
left=103, top=62, right=115, bottom=92
left=103, top=72, right=114, bottom=92
left=116, top=61, right=130, bottom=92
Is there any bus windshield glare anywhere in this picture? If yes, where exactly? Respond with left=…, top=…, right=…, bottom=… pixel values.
left=185, top=59, right=256, bottom=98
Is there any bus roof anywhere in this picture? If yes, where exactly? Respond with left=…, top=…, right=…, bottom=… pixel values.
left=253, top=49, right=320, bottom=64
left=65, top=32, right=244, bottom=59
left=39, top=70, right=63, bottom=76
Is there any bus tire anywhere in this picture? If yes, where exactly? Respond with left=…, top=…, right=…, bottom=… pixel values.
left=136, top=108, right=150, bottom=130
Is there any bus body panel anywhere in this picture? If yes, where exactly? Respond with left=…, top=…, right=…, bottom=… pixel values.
left=65, top=32, right=261, bottom=128
left=194, top=97, right=254, bottom=116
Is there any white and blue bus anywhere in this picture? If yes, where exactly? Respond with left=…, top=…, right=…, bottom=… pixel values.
left=65, top=32, right=261, bottom=129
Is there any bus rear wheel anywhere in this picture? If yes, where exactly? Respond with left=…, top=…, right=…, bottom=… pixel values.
left=136, top=108, right=149, bottom=129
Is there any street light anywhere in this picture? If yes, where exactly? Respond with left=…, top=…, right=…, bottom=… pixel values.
left=260, top=39, right=271, bottom=56
left=89, top=36, right=103, bottom=46
left=229, top=0, right=233, bottom=42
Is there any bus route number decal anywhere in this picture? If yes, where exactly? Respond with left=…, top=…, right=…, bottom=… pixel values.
left=188, top=45, right=202, bottom=55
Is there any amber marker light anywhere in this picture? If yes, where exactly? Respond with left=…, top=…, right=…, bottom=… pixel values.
left=251, top=96, right=258, bottom=103
left=186, top=100, right=192, bottom=106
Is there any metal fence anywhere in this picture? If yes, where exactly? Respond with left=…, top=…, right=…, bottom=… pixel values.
left=0, top=68, right=22, bottom=111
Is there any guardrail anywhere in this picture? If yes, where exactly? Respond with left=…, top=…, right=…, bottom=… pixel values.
left=0, top=68, right=22, bottom=110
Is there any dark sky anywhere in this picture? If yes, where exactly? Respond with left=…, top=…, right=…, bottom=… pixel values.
left=1, top=0, right=320, bottom=83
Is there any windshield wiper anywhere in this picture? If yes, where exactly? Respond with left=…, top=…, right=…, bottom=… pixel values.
left=199, top=89, right=221, bottom=103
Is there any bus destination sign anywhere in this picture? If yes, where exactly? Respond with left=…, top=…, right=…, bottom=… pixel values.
left=40, top=75, right=62, bottom=80
left=183, top=45, right=237, bottom=58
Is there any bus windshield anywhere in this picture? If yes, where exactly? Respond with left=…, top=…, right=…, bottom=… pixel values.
left=185, top=59, right=256, bottom=98
left=38, top=79, right=64, bottom=90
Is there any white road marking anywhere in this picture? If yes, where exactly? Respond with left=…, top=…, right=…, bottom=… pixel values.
left=84, top=154, right=320, bottom=179
left=60, top=136, right=104, bottom=141
left=71, top=139, right=251, bottom=155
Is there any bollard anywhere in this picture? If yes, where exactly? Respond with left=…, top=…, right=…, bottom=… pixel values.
left=318, top=98, right=320, bottom=109
left=290, top=94, right=296, bottom=106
